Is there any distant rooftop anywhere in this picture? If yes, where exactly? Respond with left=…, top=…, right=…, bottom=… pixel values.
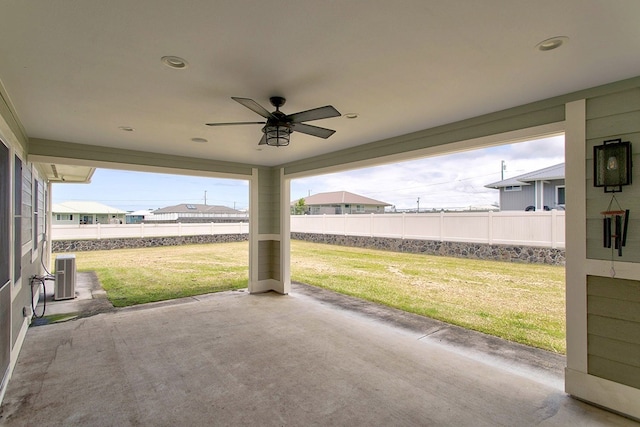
left=485, top=163, right=565, bottom=189
left=295, top=191, right=391, bottom=206
left=52, top=201, right=127, bottom=214
left=153, top=204, right=241, bottom=214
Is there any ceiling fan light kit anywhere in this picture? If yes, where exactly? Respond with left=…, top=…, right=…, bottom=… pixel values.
left=206, top=96, right=341, bottom=147
left=264, top=124, right=292, bottom=147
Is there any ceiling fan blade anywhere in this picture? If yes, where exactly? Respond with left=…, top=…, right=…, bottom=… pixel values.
left=206, top=121, right=265, bottom=126
left=258, top=134, right=267, bottom=145
left=287, top=105, right=341, bottom=123
left=291, top=123, right=336, bottom=139
left=232, top=97, right=276, bottom=119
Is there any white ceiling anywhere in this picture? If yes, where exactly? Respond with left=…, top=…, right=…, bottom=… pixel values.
left=1, top=1, right=640, bottom=168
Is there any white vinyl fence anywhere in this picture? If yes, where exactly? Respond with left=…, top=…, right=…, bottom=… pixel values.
left=52, top=211, right=565, bottom=249
left=290, top=211, right=565, bottom=249
left=52, top=222, right=249, bottom=240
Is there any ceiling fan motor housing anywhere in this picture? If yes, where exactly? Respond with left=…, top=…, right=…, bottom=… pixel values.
left=269, top=96, right=286, bottom=109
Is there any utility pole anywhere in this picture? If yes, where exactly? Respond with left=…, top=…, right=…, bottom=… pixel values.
left=417, top=197, right=420, bottom=213
left=501, top=160, right=506, bottom=180
left=204, top=190, right=207, bottom=205
left=308, top=189, right=311, bottom=197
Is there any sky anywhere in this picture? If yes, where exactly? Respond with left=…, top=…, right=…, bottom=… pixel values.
left=52, top=135, right=564, bottom=212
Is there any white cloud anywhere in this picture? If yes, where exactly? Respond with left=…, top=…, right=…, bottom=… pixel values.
left=291, top=135, right=564, bottom=209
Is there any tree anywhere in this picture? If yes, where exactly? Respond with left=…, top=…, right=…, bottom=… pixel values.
left=293, top=198, right=306, bottom=215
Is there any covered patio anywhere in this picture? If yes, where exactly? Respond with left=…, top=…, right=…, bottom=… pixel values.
left=2, top=1, right=640, bottom=422
left=2, top=284, right=634, bottom=426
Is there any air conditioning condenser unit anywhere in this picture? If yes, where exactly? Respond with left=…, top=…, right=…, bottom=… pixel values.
left=55, top=254, right=76, bottom=300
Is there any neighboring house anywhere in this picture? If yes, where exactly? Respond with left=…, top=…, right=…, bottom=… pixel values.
left=150, top=204, right=247, bottom=223
left=52, top=201, right=127, bottom=225
left=125, top=209, right=155, bottom=224
left=293, top=191, right=391, bottom=215
left=485, top=163, right=565, bottom=211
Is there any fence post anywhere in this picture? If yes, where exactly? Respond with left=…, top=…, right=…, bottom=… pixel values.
left=401, top=212, right=406, bottom=239
left=178, top=222, right=182, bottom=237
left=488, top=211, right=493, bottom=245
left=439, top=211, right=444, bottom=242
left=97, top=223, right=101, bottom=240
left=140, top=222, right=145, bottom=238
left=370, top=213, right=374, bottom=237
left=551, top=209, right=558, bottom=249
left=343, top=214, right=347, bottom=236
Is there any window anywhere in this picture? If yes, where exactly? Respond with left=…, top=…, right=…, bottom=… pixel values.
left=14, top=156, right=22, bottom=282
left=356, top=205, right=364, bottom=212
left=22, top=163, right=32, bottom=246
left=504, top=185, right=521, bottom=192
left=38, top=181, right=46, bottom=236
left=0, top=142, right=9, bottom=286
left=56, top=214, right=73, bottom=221
left=556, top=186, right=566, bottom=205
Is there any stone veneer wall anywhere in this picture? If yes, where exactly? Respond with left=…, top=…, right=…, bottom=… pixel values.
left=52, top=234, right=248, bottom=252
left=291, top=232, right=565, bottom=265
left=52, top=232, right=565, bottom=265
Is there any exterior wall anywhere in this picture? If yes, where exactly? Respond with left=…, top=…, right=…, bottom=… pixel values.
left=585, top=88, right=640, bottom=262
left=500, top=185, right=535, bottom=211
left=567, top=86, right=640, bottom=413
left=292, top=232, right=564, bottom=265
left=587, top=276, right=640, bottom=390
left=0, top=130, right=49, bottom=403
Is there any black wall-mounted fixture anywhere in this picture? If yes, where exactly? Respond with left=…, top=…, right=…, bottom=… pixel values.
left=593, top=139, right=632, bottom=192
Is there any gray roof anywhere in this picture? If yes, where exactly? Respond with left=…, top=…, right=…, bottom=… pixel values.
left=485, top=163, right=564, bottom=189
left=294, top=191, right=391, bottom=206
left=153, top=204, right=240, bottom=214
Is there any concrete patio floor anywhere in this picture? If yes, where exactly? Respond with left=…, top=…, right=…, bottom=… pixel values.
left=1, top=282, right=637, bottom=426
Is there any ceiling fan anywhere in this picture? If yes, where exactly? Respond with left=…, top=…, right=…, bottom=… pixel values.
left=206, top=97, right=341, bottom=147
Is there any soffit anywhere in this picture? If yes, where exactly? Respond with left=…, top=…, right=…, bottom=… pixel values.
left=1, top=1, right=639, bottom=169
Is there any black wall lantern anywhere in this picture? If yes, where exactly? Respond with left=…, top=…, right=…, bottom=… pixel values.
left=593, top=139, right=632, bottom=193
left=594, top=138, right=633, bottom=260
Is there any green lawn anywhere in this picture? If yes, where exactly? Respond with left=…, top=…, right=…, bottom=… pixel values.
left=62, top=240, right=566, bottom=353
left=68, top=243, right=248, bottom=307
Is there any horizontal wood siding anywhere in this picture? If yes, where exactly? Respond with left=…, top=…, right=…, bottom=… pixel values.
left=258, top=168, right=280, bottom=235
left=587, top=275, right=640, bottom=389
left=258, top=240, right=280, bottom=281
left=585, top=87, right=640, bottom=262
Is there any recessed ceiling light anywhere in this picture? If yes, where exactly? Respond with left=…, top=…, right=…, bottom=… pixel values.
left=118, top=126, right=135, bottom=132
left=344, top=113, right=359, bottom=119
left=536, top=36, right=569, bottom=52
left=191, top=137, right=208, bottom=143
left=161, top=56, right=188, bottom=69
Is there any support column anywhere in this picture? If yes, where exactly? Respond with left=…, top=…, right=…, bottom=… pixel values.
left=248, top=167, right=291, bottom=294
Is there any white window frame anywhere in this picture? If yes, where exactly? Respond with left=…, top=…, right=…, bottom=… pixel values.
left=504, top=185, right=522, bottom=192
left=21, top=162, right=33, bottom=255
